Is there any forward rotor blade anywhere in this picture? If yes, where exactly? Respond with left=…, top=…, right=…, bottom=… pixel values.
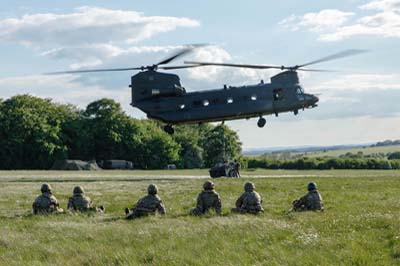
left=298, top=49, right=367, bottom=68
left=296, top=68, right=336, bottom=72
left=159, top=64, right=204, bottom=70
left=45, top=67, right=143, bottom=75
left=157, top=44, right=207, bottom=66
left=184, top=61, right=283, bottom=69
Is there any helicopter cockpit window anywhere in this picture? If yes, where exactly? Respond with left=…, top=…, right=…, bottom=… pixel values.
left=273, top=89, right=284, bottom=101
left=296, top=86, right=304, bottom=95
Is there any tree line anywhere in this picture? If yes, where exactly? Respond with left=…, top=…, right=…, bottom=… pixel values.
left=246, top=156, right=399, bottom=170
left=0, top=95, right=242, bottom=170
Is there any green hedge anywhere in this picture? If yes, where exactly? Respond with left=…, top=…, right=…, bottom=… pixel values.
left=246, top=157, right=399, bottom=170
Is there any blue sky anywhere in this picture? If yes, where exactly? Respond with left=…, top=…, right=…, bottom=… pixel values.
left=0, top=0, right=399, bottom=149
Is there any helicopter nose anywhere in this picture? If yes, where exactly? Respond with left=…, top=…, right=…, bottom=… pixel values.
left=304, top=94, right=319, bottom=108
left=312, top=95, right=319, bottom=104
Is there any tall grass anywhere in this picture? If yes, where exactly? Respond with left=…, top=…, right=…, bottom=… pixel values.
left=0, top=170, right=399, bottom=265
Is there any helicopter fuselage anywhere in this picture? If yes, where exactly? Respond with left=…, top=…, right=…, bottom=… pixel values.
left=130, top=70, right=319, bottom=126
left=135, top=83, right=317, bottom=124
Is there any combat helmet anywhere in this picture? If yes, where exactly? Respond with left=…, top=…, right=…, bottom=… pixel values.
left=307, top=182, right=317, bottom=191
left=244, top=182, right=255, bottom=192
left=41, top=183, right=52, bottom=193
left=73, top=186, right=84, bottom=194
left=147, top=184, right=158, bottom=195
left=203, top=181, right=215, bottom=190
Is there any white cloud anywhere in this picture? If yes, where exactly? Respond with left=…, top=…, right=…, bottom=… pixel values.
left=187, top=46, right=232, bottom=81
left=279, top=9, right=354, bottom=32
left=41, top=44, right=187, bottom=69
left=0, top=74, right=132, bottom=111
left=186, top=46, right=279, bottom=86
left=301, top=73, right=400, bottom=120
left=320, top=11, right=400, bottom=41
left=360, top=0, right=400, bottom=12
left=311, top=73, right=400, bottom=91
left=280, top=0, right=400, bottom=41
left=0, top=6, right=199, bottom=48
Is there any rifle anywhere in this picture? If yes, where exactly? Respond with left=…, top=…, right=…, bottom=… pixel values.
left=284, top=208, right=294, bottom=215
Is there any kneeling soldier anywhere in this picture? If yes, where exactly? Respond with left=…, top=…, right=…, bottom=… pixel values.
left=190, top=181, right=222, bottom=215
left=125, top=184, right=166, bottom=219
left=232, top=182, right=264, bottom=214
left=67, top=186, right=104, bottom=213
left=292, top=182, right=324, bottom=211
left=32, top=183, right=64, bottom=214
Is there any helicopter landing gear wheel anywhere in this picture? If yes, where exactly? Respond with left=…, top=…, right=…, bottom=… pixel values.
left=257, top=117, right=266, bottom=128
left=163, top=125, right=174, bottom=135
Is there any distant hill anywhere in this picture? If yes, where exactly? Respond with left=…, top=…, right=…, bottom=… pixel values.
left=243, top=143, right=369, bottom=156
left=243, top=139, right=400, bottom=158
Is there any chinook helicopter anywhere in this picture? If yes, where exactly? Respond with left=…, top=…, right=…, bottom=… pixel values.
left=50, top=46, right=365, bottom=134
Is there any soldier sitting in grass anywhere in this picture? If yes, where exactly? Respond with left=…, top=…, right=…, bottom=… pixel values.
left=32, top=183, right=64, bottom=215
left=125, top=184, right=166, bottom=219
left=190, top=181, right=222, bottom=215
left=292, top=182, right=324, bottom=212
left=67, top=186, right=104, bottom=213
left=231, top=182, right=264, bottom=214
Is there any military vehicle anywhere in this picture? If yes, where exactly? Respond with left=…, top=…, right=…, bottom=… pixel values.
left=49, top=45, right=365, bottom=134
left=209, top=162, right=238, bottom=178
left=98, top=160, right=133, bottom=170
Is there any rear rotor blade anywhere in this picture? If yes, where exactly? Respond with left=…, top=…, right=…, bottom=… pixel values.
left=157, top=44, right=207, bottom=66
left=45, top=67, right=143, bottom=75
left=298, top=49, right=367, bottom=68
left=159, top=64, right=204, bottom=70
left=185, top=61, right=284, bottom=70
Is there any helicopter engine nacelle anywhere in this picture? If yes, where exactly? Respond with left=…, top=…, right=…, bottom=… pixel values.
left=150, top=86, right=185, bottom=97
left=271, top=71, right=299, bottom=86
left=131, top=70, right=184, bottom=104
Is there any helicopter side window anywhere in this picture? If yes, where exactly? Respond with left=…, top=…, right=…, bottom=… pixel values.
left=273, top=89, right=284, bottom=101
left=152, top=89, right=160, bottom=96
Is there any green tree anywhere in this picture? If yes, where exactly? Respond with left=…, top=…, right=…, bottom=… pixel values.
left=0, top=95, right=71, bottom=169
left=138, top=121, right=180, bottom=169
left=201, top=125, right=242, bottom=168
left=173, top=125, right=204, bottom=168
left=83, top=98, right=130, bottom=160
left=388, top=152, right=400, bottom=160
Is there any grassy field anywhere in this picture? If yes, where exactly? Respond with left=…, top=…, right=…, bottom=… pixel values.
left=0, top=170, right=399, bottom=266
left=306, top=144, right=400, bottom=158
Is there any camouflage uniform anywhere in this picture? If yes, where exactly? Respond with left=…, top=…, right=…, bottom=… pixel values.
left=190, top=181, right=222, bottom=215
left=232, top=182, right=264, bottom=214
left=67, top=186, right=104, bottom=212
left=126, top=184, right=166, bottom=219
left=293, top=182, right=324, bottom=211
left=32, top=183, right=64, bottom=214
